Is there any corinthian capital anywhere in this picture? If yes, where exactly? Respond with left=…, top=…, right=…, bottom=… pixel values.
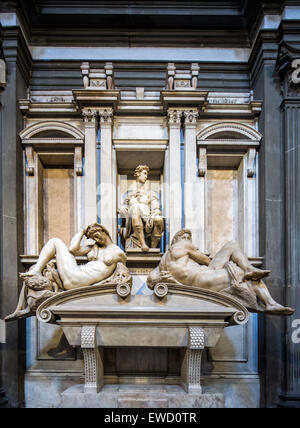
left=82, top=109, right=98, bottom=123
left=183, top=110, right=199, bottom=125
left=99, top=108, right=113, bottom=124
left=167, top=109, right=182, bottom=125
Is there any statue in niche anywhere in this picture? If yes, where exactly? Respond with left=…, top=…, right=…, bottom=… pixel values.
left=5, top=224, right=131, bottom=321
left=147, top=228, right=294, bottom=315
left=118, top=165, right=164, bottom=252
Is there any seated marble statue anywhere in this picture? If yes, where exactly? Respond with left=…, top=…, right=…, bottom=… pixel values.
left=6, top=224, right=129, bottom=321
left=118, top=164, right=164, bottom=252
left=147, top=228, right=294, bottom=315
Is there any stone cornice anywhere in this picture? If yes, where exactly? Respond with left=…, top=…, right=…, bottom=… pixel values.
left=2, top=27, right=31, bottom=86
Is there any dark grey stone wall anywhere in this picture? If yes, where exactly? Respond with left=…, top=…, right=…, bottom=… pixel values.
left=279, top=99, right=300, bottom=407
left=1, top=28, right=30, bottom=408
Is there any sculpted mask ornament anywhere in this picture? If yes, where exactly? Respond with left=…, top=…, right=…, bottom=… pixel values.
left=6, top=224, right=131, bottom=321
left=147, top=228, right=294, bottom=315
left=118, top=165, right=164, bottom=252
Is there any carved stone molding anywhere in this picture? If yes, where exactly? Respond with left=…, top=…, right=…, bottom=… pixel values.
left=247, top=148, right=256, bottom=178
left=181, top=327, right=205, bottom=393
left=198, top=147, right=207, bottom=177
left=99, top=108, right=113, bottom=125
left=74, top=146, right=83, bottom=176
left=166, top=62, right=200, bottom=91
left=183, top=109, right=199, bottom=126
left=0, top=59, right=6, bottom=88
left=81, top=326, right=103, bottom=393
left=189, top=327, right=205, bottom=349
left=81, top=61, right=114, bottom=90
left=167, top=109, right=182, bottom=125
left=82, top=108, right=98, bottom=124
left=25, top=146, right=35, bottom=176
left=197, top=121, right=262, bottom=142
left=276, top=42, right=300, bottom=98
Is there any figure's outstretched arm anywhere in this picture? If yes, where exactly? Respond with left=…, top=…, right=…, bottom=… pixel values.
left=69, top=229, right=91, bottom=256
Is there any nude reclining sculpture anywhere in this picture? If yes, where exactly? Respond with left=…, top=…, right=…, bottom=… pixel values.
left=147, top=228, right=294, bottom=315
left=6, top=223, right=131, bottom=321
left=6, top=221, right=294, bottom=321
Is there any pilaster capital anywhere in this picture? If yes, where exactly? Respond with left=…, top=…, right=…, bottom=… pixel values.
left=99, top=108, right=113, bottom=125
left=82, top=108, right=98, bottom=124
left=167, top=109, right=182, bottom=126
left=183, top=109, right=199, bottom=126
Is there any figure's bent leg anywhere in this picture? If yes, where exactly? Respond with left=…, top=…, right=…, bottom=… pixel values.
left=22, top=238, right=70, bottom=275
left=5, top=284, right=28, bottom=320
left=22, top=238, right=82, bottom=287
left=151, top=216, right=164, bottom=248
left=130, top=206, right=149, bottom=252
left=252, top=281, right=294, bottom=314
left=209, top=240, right=270, bottom=280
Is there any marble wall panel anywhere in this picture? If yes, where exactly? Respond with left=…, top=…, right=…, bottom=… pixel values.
left=206, top=169, right=238, bottom=255
left=43, top=168, right=74, bottom=245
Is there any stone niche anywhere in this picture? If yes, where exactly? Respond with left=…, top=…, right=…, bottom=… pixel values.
left=114, top=117, right=168, bottom=294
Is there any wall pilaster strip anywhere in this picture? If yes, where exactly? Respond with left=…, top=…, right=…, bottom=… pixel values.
left=167, top=109, right=182, bottom=242
left=82, top=109, right=98, bottom=227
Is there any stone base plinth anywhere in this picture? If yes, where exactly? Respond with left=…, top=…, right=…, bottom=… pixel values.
left=61, top=384, right=224, bottom=408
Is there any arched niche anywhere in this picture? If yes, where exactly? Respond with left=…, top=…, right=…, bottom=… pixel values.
left=20, top=121, right=84, bottom=254
left=196, top=121, right=262, bottom=258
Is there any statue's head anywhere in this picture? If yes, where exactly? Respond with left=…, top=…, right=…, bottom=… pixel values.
left=85, top=223, right=112, bottom=245
left=134, top=165, right=149, bottom=184
left=171, top=228, right=192, bottom=246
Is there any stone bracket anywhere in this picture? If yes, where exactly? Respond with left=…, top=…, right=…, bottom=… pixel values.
left=25, top=146, right=35, bottom=176
left=181, top=327, right=205, bottom=393
left=81, top=326, right=104, bottom=394
left=198, top=147, right=207, bottom=177
left=74, top=146, right=83, bottom=176
left=247, top=148, right=256, bottom=178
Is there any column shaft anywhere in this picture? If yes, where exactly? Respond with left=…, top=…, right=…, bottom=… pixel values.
left=83, top=109, right=98, bottom=227
left=168, top=110, right=182, bottom=241
left=183, top=110, right=199, bottom=246
left=99, top=109, right=114, bottom=239
left=280, top=102, right=300, bottom=407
